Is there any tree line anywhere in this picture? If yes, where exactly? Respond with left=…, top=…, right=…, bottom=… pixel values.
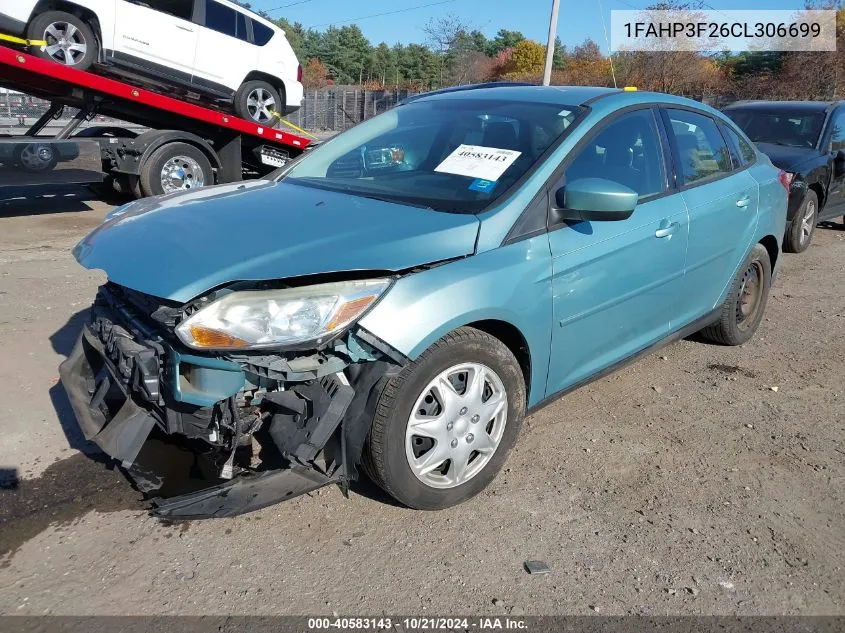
left=239, top=0, right=844, bottom=101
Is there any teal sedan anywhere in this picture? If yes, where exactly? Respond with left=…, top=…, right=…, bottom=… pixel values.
left=61, top=85, right=787, bottom=517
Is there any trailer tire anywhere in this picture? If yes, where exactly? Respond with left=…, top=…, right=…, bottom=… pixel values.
left=138, top=142, right=213, bottom=197
left=28, top=11, right=99, bottom=71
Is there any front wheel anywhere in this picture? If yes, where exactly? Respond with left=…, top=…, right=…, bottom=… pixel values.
left=784, top=190, right=818, bottom=253
left=700, top=244, right=772, bottom=346
left=234, top=80, right=283, bottom=126
left=27, top=11, right=98, bottom=70
left=363, top=327, right=526, bottom=510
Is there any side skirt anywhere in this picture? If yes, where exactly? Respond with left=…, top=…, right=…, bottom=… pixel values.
left=527, top=308, right=721, bottom=416
left=102, top=50, right=236, bottom=102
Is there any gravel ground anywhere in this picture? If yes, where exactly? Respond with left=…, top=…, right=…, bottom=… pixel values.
left=0, top=185, right=843, bottom=616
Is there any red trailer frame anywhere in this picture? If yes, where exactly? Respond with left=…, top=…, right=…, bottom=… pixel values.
left=0, top=46, right=313, bottom=196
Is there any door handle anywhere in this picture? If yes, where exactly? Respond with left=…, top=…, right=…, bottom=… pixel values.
left=655, top=222, right=680, bottom=238
left=736, top=196, right=751, bottom=208
left=176, top=25, right=194, bottom=32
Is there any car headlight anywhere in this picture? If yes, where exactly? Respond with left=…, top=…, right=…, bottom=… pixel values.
left=175, top=278, right=392, bottom=350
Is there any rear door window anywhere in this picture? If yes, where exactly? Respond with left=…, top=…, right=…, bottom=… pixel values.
left=235, top=10, right=249, bottom=42
left=666, top=109, right=733, bottom=185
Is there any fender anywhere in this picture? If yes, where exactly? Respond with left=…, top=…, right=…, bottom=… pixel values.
left=113, top=129, right=222, bottom=177
left=359, top=234, right=553, bottom=408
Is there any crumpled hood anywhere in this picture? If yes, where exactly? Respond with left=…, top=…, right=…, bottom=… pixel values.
left=755, top=142, right=820, bottom=172
left=74, top=179, right=480, bottom=303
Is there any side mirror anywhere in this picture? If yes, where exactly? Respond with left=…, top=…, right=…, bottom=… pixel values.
left=553, top=178, right=638, bottom=222
left=833, top=150, right=845, bottom=177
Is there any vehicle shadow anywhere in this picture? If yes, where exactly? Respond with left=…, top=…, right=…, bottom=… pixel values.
left=348, top=475, right=405, bottom=508
left=0, top=184, right=128, bottom=218
left=819, top=220, right=845, bottom=231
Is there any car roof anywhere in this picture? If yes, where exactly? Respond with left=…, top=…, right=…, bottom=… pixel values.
left=724, top=100, right=842, bottom=112
left=215, top=0, right=280, bottom=31
left=407, top=84, right=723, bottom=116
left=409, top=84, right=621, bottom=106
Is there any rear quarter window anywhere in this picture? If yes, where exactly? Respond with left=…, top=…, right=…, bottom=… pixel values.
left=252, top=20, right=275, bottom=46
left=721, top=123, right=756, bottom=168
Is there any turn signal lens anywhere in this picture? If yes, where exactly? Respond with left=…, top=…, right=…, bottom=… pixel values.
left=188, top=325, right=250, bottom=349
left=326, top=295, right=378, bottom=331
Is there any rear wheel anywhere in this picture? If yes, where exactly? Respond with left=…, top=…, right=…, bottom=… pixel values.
left=234, top=80, right=283, bottom=126
left=364, top=327, right=525, bottom=510
left=27, top=11, right=98, bottom=70
left=138, top=142, right=213, bottom=197
left=700, top=244, right=772, bottom=346
left=784, top=190, right=817, bottom=253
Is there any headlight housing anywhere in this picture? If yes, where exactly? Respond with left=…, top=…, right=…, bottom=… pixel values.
left=175, top=278, right=392, bottom=351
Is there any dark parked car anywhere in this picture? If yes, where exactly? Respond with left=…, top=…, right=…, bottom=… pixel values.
left=723, top=101, right=845, bottom=252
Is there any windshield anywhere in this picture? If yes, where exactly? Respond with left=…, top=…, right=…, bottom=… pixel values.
left=725, top=109, right=825, bottom=149
left=282, top=98, right=581, bottom=213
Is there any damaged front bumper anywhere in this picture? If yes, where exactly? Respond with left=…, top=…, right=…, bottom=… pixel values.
left=59, top=285, right=403, bottom=519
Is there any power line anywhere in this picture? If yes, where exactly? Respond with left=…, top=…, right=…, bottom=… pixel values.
left=599, top=0, right=618, bottom=85
left=307, top=0, right=457, bottom=29
left=611, top=0, right=642, bottom=10
left=264, top=0, right=315, bottom=12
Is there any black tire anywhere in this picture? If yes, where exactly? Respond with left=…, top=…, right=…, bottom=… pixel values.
left=138, top=142, right=213, bottom=198
left=784, top=189, right=818, bottom=253
left=700, top=244, right=772, bottom=346
left=14, top=143, right=58, bottom=172
left=363, top=327, right=526, bottom=510
left=234, top=80, right=283, bottom=126
left=27, top=11, right=99, bottom=71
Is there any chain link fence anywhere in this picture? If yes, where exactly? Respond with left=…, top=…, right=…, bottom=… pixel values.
left=0, top=88, right=739, bottom=134
left=1, top=88, right=420, bottom=133
left=286, top=88, right=418, bottom=132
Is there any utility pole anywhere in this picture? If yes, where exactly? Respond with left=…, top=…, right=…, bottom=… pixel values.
left=542, top=0, right=561, bottom=86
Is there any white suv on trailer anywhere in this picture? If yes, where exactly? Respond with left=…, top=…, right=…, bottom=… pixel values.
left=0, top=0, right=304, bottom=124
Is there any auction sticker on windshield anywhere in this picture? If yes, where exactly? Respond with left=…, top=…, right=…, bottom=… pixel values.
left=435, top=144, right=522, bottom=182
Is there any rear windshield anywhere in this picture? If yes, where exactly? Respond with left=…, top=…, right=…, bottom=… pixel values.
left=725, top=108, right=825, bottom=149
left=282, top=99, right=581, bottom=214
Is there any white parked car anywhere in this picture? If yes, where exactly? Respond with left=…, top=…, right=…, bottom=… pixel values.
left=0, top=0, right=304, bottom=124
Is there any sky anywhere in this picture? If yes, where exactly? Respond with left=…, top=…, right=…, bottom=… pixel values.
left=251, top=0, right=810, bottom=52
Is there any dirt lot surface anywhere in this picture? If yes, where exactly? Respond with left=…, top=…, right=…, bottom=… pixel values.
left=0, top=185, right=843, bottom=616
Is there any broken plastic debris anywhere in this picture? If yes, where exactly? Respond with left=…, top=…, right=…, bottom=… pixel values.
left=524, top=560, right=551, bottom=575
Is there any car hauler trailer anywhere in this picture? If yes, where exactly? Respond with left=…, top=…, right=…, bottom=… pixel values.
left=0, top=46, right=313, bottom=197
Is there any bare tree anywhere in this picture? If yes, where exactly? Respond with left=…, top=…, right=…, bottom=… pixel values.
left=424, top=14, right=472, bottom=86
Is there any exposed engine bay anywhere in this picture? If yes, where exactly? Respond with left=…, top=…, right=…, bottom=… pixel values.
left=59, top=282, right=408, bottom=519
